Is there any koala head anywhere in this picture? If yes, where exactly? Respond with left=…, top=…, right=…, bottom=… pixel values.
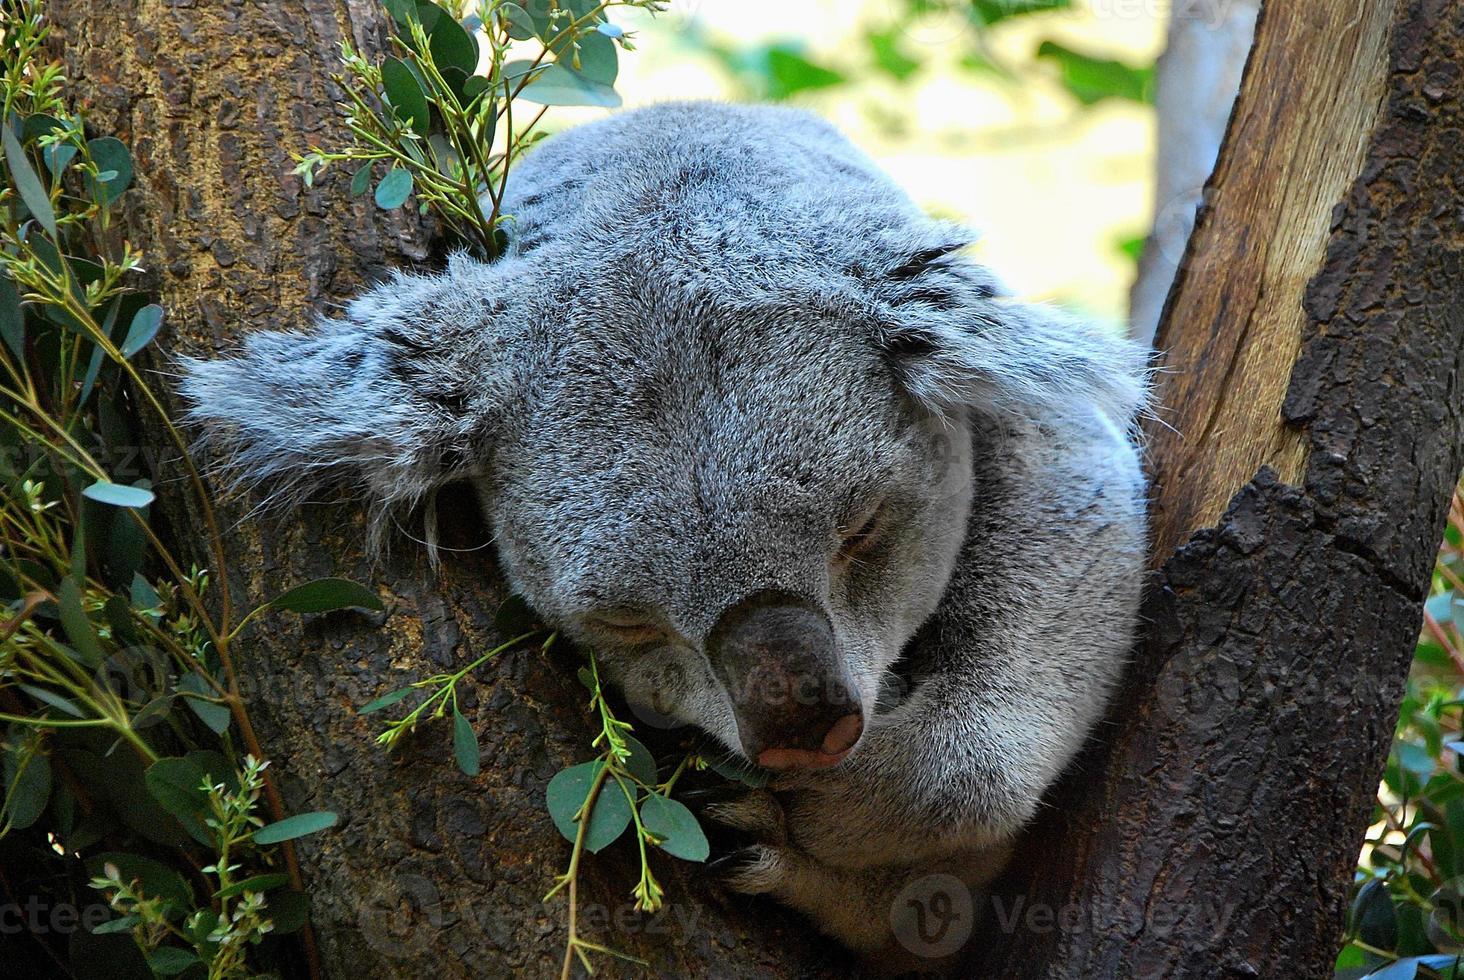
left=181, top=109, right=1144, bottom=772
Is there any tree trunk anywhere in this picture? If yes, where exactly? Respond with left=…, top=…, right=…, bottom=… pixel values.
left=46, top=2, right=842, bottom=977
left=46, top=0, right=1464, bottom=978
left=980, top=1, right=1464, bottom=977
left=1128, top=0, right=1258, bottom=347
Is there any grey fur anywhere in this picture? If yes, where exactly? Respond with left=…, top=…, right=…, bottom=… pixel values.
left=180, top=102, right=1147, bottom=970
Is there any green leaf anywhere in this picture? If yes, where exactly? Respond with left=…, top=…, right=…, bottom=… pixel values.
left=130, top=572, right=161, bottom=611
left=177, top=672, right=231, bottom=734
left=640, top=794, right=709, bottom=862
left=426, top=5, right=479, bottom=77
left=22, top=113, right=63, bottom=143
left=452, top=706, right=480, bottom=776
left=18, top=683, right=84, bottom=718
left=764, top=47, right=845, bottom=100
left=383, top=0, right=417, bottom=25
left=4, top=120, right=56, bottom=237
left=78, top=295, right=123, bottom=408
left=349, top=161, right=373, bottom=197
left=1362, top=958, right=1420, bottom=980
left=58, top=577, right=105, bottom=667
left=546, top=761, right=632, bottom=853
left=519, top=64, right=621, bottom=108
left=1426, top=591, right=1455, bottom=623
left=970, top=0, right=1071, bottom=25
left=86, top=852, right=193, bottom=908
left=267, top=890, right=310, bottom=934
left=120, top=304, right=163, bottom=358
left=82, top=480, right=156, bottom=509
left=359, top=687, right=414, bottom=714
left=144, top=756, right=211, bottom=820
left=269, top=577, right=383, bottom=614
left=3, top=735, right=51, bottom=830
left=1398, top=741, right=1436, bottom=778
left=374, top=167, right=413, bottom=209
left=621, top=735, right=657, bottom=787
left=382, top=57, right=431, bottom=136
left=1352, top=877, right=1398, bottom=951
left=866, top=28, right=920, bottom=82
left=499, top=2, right=535, bottom=39
left=462, top=74, right=491, bottom=105
left=253, top=810, right=339, bottom=845
left=1035, top=40, right=1155, bottom=106
left=89, top=914, right=140, bottom=935
left=214, top=872, right=290, bottom=900
left=43, top=142, right=77, bottom=174
left=86, top=137, right=133, bottom=205
left=0, top=272, right=23, bottom=361
left=574, top=30, right=618, bottom=86
left=146, top=948, right=199, bottom=976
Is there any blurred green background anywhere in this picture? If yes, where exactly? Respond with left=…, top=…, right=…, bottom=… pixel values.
left=551, top=0, right=1161, bottom=326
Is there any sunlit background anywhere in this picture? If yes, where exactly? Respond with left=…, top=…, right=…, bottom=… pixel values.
left=549, top=0, right=1164, bottom=326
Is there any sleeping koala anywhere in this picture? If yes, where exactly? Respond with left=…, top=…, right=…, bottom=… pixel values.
left=181, top=102, right=1147, bottom=971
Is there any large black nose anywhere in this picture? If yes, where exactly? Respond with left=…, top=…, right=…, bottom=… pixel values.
left=706, top=590, right=864, bottom=770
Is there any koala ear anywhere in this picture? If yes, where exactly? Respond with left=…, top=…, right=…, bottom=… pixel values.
left=178, top=253, right=520, bottom=541
left=874, top=239, right=1149, bottom=426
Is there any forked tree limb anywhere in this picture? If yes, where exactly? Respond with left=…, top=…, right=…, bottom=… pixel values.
left=981, top=1, right=1464, bottom=977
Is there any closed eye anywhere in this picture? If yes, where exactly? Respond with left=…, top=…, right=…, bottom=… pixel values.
left=587, top=610, right=666, bottom=644
left=837, top=503, right=884, bottom=562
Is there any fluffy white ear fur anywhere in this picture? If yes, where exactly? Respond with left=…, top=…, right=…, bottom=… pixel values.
left=178, top=254, right=516, bottom=549
left=875, top=240, right=1150, bottom=427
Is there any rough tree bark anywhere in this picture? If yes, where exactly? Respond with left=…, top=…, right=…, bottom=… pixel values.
left=47, top=2, right=842, bottom=977
left=979, top=1, right=1464, bottom=978
left=44, top=0, right=1464, bottom=978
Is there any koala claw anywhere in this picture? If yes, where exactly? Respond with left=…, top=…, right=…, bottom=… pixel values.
left=703, top=789, right=787, bottom=843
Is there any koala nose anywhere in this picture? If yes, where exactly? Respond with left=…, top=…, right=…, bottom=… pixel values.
left=706, top=589, right=865, bottom=771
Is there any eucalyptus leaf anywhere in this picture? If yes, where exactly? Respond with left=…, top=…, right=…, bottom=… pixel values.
left=574, top=30, right=618, bottom=86
left=146, top=948, right=199, bottom=976
left=359, top=687, right=414, bottom=714
left=86, top=136, right=134, bottom=205
left=349, top=161, right=373, bottom=197
left=382, top=57, right=431, bottom=136
left=268, top=577, right=382, bottom=614
left=214, top=872, right=290, bottom=900
left=3, top=737, right=51, bottom=830
left=426, top=5, right=479, bottom=77
left=144, top=755, right=211, bottom=820
left=375, top=167, right=413, bottom=209
left=120, top=304, right=163, bottom=358
left=640, top=794, right=709, bottom=862
left=453, top=706, right=480, bottom=776
left=621, top=735, right=657, bottom=787
left=58, top=577, right=105, bottom=667
left=3, top=121, right=56, bottom=236
left=0, top=273, right=22, bottom=361
left=546, top=761, right=632, bottom=853
left=85, top=852, right=193, bottom=908
left=518, top=63, right=621, bottom=108
left=253, top=810, right=339, bottom=845
left=268, top=891, right=311, bottom=934
left=88, top=914, right=140, bottom=935
left=178, top=672, right=231, bottom=734
left=499, top=2, right=535, bottom=39
left=82, top=480, right=156, bottom=509
left=17, top=683, right=84, bottom=718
